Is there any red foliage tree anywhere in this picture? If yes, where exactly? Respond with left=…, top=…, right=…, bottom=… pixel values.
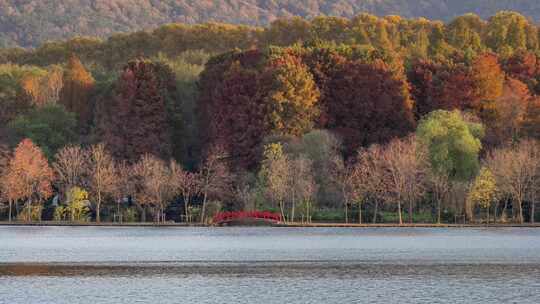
left=300, top=46, right=348, bottom=127
left=408, top=53, right=505, bottom=118
left=198, top=50, right=268, bottom=170
left=502, top=50, right=540, bottom=95
left=522, top=96, right=540, bottom=139
left=324, top=59, right=415, bottom=156
left=408, top=59, right=477, bottom=117
left=198, top=49, right=320, bottom=170
left=104, top=59, right=172, bottom=162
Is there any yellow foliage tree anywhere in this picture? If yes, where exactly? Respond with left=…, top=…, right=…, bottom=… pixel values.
left=65, top=186, right=91, bottom=222
left=265, top=53, right=320, bottom=137
left=467, top=167, right=499, bottom=223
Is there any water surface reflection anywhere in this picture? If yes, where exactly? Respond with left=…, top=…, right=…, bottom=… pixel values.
left=1, top=227, right=539, bottom=303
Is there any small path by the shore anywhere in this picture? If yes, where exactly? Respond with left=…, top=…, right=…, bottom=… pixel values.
left=1, top=221, right=540, bottom=228
left=278, top=222, right=540, bottom=228
left=0, top=221, right=202, bottom=227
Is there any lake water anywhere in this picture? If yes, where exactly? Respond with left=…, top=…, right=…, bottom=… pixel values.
left=1, top=227, right=540, bottom=303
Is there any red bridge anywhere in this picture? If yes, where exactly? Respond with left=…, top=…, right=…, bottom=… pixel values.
left=213, top=211, right=282, bottom=226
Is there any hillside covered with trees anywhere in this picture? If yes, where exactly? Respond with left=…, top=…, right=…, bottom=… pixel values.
left=1, top=11, right=540, bottom=225
left=2, top=0, right=540, bottom=47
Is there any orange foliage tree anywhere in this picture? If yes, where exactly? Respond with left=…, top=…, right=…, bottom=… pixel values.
left=20, top=66, right=63, bottom=107
left=471, top=53, right=505, bottom=102
left=478, top=78, right=531, bottom=147
left=0, top=144, right=11, bottom=220
left=408, top=53, right=505, bottom=118
left=3, top=139, right=54, bottom=221
left=60, top=55, right=95, bottom=129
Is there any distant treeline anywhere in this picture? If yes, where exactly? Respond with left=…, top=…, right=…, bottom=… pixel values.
left=4, top=0, right=540, bottom=48
left=1, top=12, right=540, bottom=69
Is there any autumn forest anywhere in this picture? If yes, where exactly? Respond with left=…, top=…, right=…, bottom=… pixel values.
left=1, top=11, right=540, bottom=225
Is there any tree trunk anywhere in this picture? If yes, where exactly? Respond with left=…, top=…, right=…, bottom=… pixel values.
left=184, top=194, right=190, bottom=223
left=437, top=199, right=441, bottom=224
left=494, top=201, right=499, bottom=223
left=486, top=207, right=490, bottom=225
left=8, top=199, right=12, bottom=222
left=27, top=199, right=32, bottom=223
left=358, top=203, right=362, bottom=224
left=408, top=200, right=413, bottom=224
left=502, top=198, right=509, bottom=222
left=200, top=191, right=208, bottom=224
left=531, top=202, right=536, bottom=224
left=162, top=206, right=166, bottom=223
left=372, top=201, right=378, bottom=224
left=454, top=199, right=457, bottom=224
left=279, top=200, right=286, bottom=223
left=96, top=191, right=101, bottom=223
left=308, top=201, right=311, bottom=224
left=344, top=201, right=348, bottom=224
left=302, top=201, right=309, bottom=223
left=141, top=206, right=146, bottom=223
left=291, top=195, right=296, bottom=223
left=397, top=201, right=403, bottom=225
left=518, top=198, right=524, bottom=224
left=117, top=199, right=121, bottom=223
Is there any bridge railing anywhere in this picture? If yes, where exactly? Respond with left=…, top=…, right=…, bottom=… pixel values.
left=213, top=211, right=282, bottom=223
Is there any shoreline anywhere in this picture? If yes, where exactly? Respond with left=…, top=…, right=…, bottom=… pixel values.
left=1, top=221, right=540, bottom=228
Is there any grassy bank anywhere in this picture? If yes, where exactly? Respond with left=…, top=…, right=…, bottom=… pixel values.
left=0, top=221, right=202, bottom=227
left=1, top=221, right=540, bottom=228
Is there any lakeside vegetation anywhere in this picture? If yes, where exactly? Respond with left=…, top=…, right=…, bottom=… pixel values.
left=2, top=12, right=540, bottom=225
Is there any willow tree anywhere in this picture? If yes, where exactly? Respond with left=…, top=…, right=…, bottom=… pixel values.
left=417, top=110, right=484, bottom=223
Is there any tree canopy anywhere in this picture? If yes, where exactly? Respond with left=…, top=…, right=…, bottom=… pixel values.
left=416, top=110, right=484, bottom=181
